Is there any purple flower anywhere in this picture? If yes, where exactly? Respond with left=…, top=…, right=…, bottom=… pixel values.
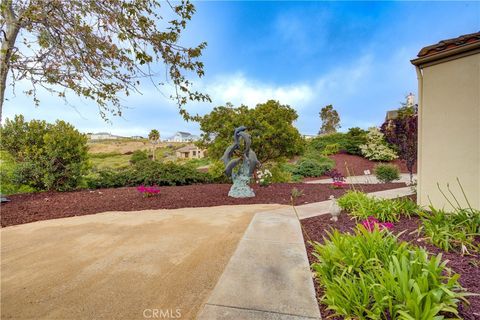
left=325, top=169, right=346, bottom=182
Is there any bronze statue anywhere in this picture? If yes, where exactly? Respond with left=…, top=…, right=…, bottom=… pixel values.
left=221, top=126, right=260, bottom=197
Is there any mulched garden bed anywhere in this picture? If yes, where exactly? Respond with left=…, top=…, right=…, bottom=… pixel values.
left=1, top=182, right=405, bottom=227
left=301, top=200, right=480, bottom=319
left=327, top=153, right=417, bottom=177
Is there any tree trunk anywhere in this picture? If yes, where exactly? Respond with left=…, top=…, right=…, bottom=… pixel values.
left=0, top=0, right=21, bottom=123
left=407, top=159, right=415, bottom=184
left=152, top=144, right=156, bottom=160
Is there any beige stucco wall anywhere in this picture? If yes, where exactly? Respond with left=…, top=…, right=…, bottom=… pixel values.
left=175, top=149, right=205, bottom=159
left=417, top=52, right=480, bottom=210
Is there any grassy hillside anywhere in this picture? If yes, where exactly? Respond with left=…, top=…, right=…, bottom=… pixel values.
left=87, top=139, right=210, bottom=170
left=89, top=152, right=132, bottom=170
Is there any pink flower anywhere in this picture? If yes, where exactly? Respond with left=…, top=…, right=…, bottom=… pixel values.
left=137, top=185, right=160, bottom=197
left=381, top=222, right=394, bottom=230
left=361, top=216, right=394, bottom=231
left=331, top=181, right=346, bottom=189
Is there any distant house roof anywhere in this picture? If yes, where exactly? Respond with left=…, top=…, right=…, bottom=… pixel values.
left=385, top=110, right=399, bottom=121
left=176, top=145, right=201, bottom=152
left=94, top=132, right=111, bottom=135
left=175, top=131, right=193, bottom=137
left=411, top=31, right=480, bottom=66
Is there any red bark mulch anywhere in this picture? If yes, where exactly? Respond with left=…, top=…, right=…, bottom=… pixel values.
left=302, top=201, right=480, bottom=319
left=328, top=153, right=416, bottom=177
left=0, top=182, right=405, bottom=228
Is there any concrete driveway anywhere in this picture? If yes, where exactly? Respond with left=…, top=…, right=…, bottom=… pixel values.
left=1, top=204, right=284, bottom=320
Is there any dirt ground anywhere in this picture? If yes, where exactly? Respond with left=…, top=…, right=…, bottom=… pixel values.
left=326, top=153, right=417, bottom=177
left=1, top=204, right=283, bottom=319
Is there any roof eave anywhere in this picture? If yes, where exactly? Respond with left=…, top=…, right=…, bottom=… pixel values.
left=411, top=41, right=480, bottom=67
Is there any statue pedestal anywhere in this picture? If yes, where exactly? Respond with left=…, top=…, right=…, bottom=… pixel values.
left=228, top=173, right=255, bottom=198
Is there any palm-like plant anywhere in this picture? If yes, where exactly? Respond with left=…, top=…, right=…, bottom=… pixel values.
left=148, top=129, right=160, bottom=160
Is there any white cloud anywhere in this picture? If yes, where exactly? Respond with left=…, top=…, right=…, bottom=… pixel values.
left=188, top=53, right=373, bottom=113
left=202, top=73, right=314, bottom=108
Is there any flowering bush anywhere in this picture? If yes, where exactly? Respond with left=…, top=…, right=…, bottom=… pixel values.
left=137, top=185, right=160, bottom=197
left=360, top=127, right=398, bottom=161
left=361, top=216, right=394, bottom=231
left=256, top=169, right=273, bottom=187
left=331, top=181, right=346, bottom=189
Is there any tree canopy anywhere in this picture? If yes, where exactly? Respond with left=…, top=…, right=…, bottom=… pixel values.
left=0, top=0, right=209, bottom=121
left=196, top=100, right=305, bottom=163
left=148, top=129, right=160, bottom=142
left=319, top=104, right=341, bottom=134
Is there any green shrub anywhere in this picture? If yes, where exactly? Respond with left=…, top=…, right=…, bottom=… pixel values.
left=130, top=150, right=149, bottom=164
left=208, top=160, right=229, bottom=183
left=311, top=226, right=468, bottom=319
left=419, top=206, right=480, bottom=253
left=337, top=190, right=418, bottom=222
left=0, top=115, right=89, bottom=191
left=293, top=157, right=334, bottom=177
left=0, top=151, right=36, bottom=195
left=321, top=143, right=340, bottom=156
left=309, top=133, right=347, bottom=151
left=308, top=129, right=367, bottom=156
left=86, top=160, right=211, bottom=188
left=374, top=163, right=400, bottom=183
left=183, top=157, right=211, bottom=168
left=343, top=127, right=368, bottom=155
left=261, top=162, right=291, bottom=183
left=131, top=160, right=210, bottom=186
left=85, top=169, right=131, bottom=189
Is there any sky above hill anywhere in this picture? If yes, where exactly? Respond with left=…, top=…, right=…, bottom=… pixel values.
left=3, top=1, right=479, bottom=138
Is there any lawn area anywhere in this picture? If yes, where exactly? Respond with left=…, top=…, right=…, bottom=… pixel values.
left=89, top=152, right=132, bottom=170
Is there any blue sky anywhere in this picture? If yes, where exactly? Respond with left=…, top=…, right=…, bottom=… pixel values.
left=4, top=1, right=480, bottom=138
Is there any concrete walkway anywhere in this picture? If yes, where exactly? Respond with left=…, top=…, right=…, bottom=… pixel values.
left=197, top=206, right=321, bottom=320
left=305, top=173, right=416, bottom=185
left=197, top=186, right=415, bottom=319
